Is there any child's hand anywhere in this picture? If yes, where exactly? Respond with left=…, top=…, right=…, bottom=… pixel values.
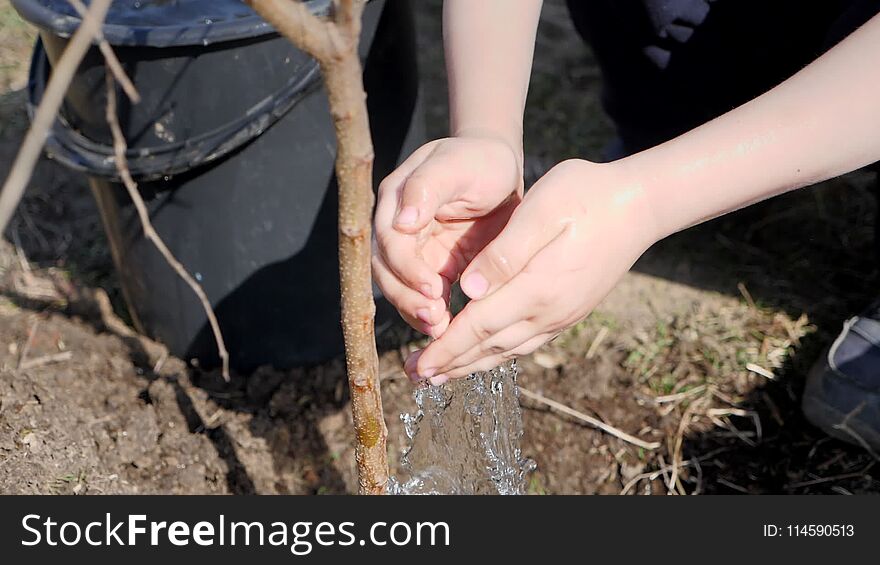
left=372, top=133, right=522, bottom=336
left=404, top=159, right=660, bottom=383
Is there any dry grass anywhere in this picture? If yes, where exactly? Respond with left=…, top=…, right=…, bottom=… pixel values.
left=0, top=5, right=35, bottom=94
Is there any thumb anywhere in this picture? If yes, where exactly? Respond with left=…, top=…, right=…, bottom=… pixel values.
left=459, top=202, right=562, bottom=300
left=393, top=152, right=461, bottom=234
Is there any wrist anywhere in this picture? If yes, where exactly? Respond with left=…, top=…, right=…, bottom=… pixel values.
left=612, top=151, right=681, bottom=244
left=452, top=124, right=524, bottom=169
left=575, top=158, right=665, bottom=249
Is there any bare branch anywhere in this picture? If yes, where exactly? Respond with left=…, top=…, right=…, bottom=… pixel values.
left=105, top=74, right=230, bottom=381
left=0, top=0, right=113, bottom=235
left=519, top=387, right=661, bottom=450
left=67, top=0, right=141, bottom=104
left=245, top=0, right=341, bottom=61
left=333, top=0, right=365, bottom=40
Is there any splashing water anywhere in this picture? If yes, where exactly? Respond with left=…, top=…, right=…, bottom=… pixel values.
left=388, top=360, right=535, bottom=495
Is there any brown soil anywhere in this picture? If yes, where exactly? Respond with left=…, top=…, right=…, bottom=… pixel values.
left=1, top=1, right=878, bottom=495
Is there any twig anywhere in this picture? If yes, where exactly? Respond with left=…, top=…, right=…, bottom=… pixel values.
left=0, top=0, right=113, bottom=234
left=655, top=454, right=676, bottom=495
left=19, top=351, right=73, bottom=370
left=247, top=0, right=341, bottom=63
left=708, top=407, right=763, bottom=445
left=67, top=0, right=140, bottom=103
left=652, top=384, right=707, bottom=404
left=152, top=350, right=169, bottom=374
left=716, top=476, right=749, bottom=493
left=585, top=326, right=608, bottom=359
left=737, top=282, right=758, bottom=311
left=11, top=223, right=32, bottom=275
left=691, top=456, right=703, bottom=495
left=519, top=386, right=661, bottom=450
left=669, top=398, right=704, bottom=495
left=745, top=362, right=775, bottom=380
left=785, top=469, right=870, bottom=489
left=761, top=391, right=785, bottom=426
left=17, top=319, right=40, bottom=370
left=104, top=74, right=230, bottom=381
left=621, top=458, right=693, bottom=495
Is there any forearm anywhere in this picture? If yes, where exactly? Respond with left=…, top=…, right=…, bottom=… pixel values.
left=623, top=13, right=880, bottom=239
left=444, top=0, right=543, bottom=157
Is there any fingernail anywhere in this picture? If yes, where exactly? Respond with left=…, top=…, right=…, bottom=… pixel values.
left=404, top=350, right=423, bottom=381
left=461, top=272, right=489, bottom=299
left=428, top=374, right=448, bottom=386
left=419, top=283, right=436, bottom=299
left=395, top=206, right=418, bottom=226
left=416, top=308, right=432, bottom=324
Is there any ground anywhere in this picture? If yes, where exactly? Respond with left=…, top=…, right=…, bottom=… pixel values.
left=1, top=1, right=878, bottom=495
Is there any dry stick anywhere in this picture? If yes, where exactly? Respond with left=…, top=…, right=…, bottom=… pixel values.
left=519, top=387, right=661, bottom=450
left=669, top=399, right=702, bottom=496
left=246, top=0, right=388, bottom=494
left=19, top=350, right=73, bottom=370
left=104, top=75, right=230, bottom=381
left=16, top=319, right=40, bottom=370
left=0, top=0, right=113, bottom=235
left=620, top=457, right=695, bottom=496
left=67, top=0, right=141, bottom=104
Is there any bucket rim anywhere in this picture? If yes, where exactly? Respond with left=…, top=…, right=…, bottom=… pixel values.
left=29, top=37, right=323, bottom=181
left=10, top=0, right=331, bottom=48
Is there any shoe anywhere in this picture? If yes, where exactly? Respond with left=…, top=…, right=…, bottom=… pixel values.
left=802, top=302, right=880, bottom=453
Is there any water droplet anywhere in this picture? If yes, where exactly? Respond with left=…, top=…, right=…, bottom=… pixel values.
left=194, top=272, right=203, bottom=281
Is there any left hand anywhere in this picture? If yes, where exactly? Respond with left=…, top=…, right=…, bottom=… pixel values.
left=404, top=159, right=660, bottom=384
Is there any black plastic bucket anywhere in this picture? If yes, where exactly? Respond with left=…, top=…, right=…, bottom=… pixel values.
left=14, top=0, right=423, bottom=371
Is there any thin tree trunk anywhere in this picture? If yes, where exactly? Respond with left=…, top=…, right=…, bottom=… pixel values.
left=325, top=57, right=389, bottom=495
left=0, top=0, right=113, bottom=234
left=247, top=0, right=388, bottom=494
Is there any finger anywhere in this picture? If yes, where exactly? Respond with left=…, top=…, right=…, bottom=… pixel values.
left=406, top=283, right=531, bottom=381
left=427, top=333, right=552, bottom=384
left=403, top=349, right=424, bottom=384
left=374, top=175, right=443, bottom=300
left=372, top=252, right=446, bottom=334
left=415, top=245, right=567, bottom=379
left=459, top=197, right=565, bottom=300
left=391, top=148, right=469, bottom=233
left=374, top=142, right=437, bottom=234
left=425, top=354, right=507, bottom=386
left=375, top=229, right=444, bottom=299
left=430, top=274, right=454, bottom=337
left=409, top=320, right=534, bottom=382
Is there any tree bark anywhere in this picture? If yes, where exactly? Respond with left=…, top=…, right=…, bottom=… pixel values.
left=247, top=0, right=388, bottom=494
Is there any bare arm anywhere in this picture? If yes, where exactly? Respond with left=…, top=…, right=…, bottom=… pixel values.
left=630, top=13, right=880, bottom=238
left=444, top=0, right=543, bottom=158
left=371, top=0, right=543, bottom=338
left=409, top=12, right=880, bottom=382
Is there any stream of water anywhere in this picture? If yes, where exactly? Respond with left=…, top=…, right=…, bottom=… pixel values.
left=388, top=360, right=535, bottom=495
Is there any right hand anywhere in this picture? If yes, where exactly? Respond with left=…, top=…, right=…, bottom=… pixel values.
left=372, top=133, right=523, bottom=337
